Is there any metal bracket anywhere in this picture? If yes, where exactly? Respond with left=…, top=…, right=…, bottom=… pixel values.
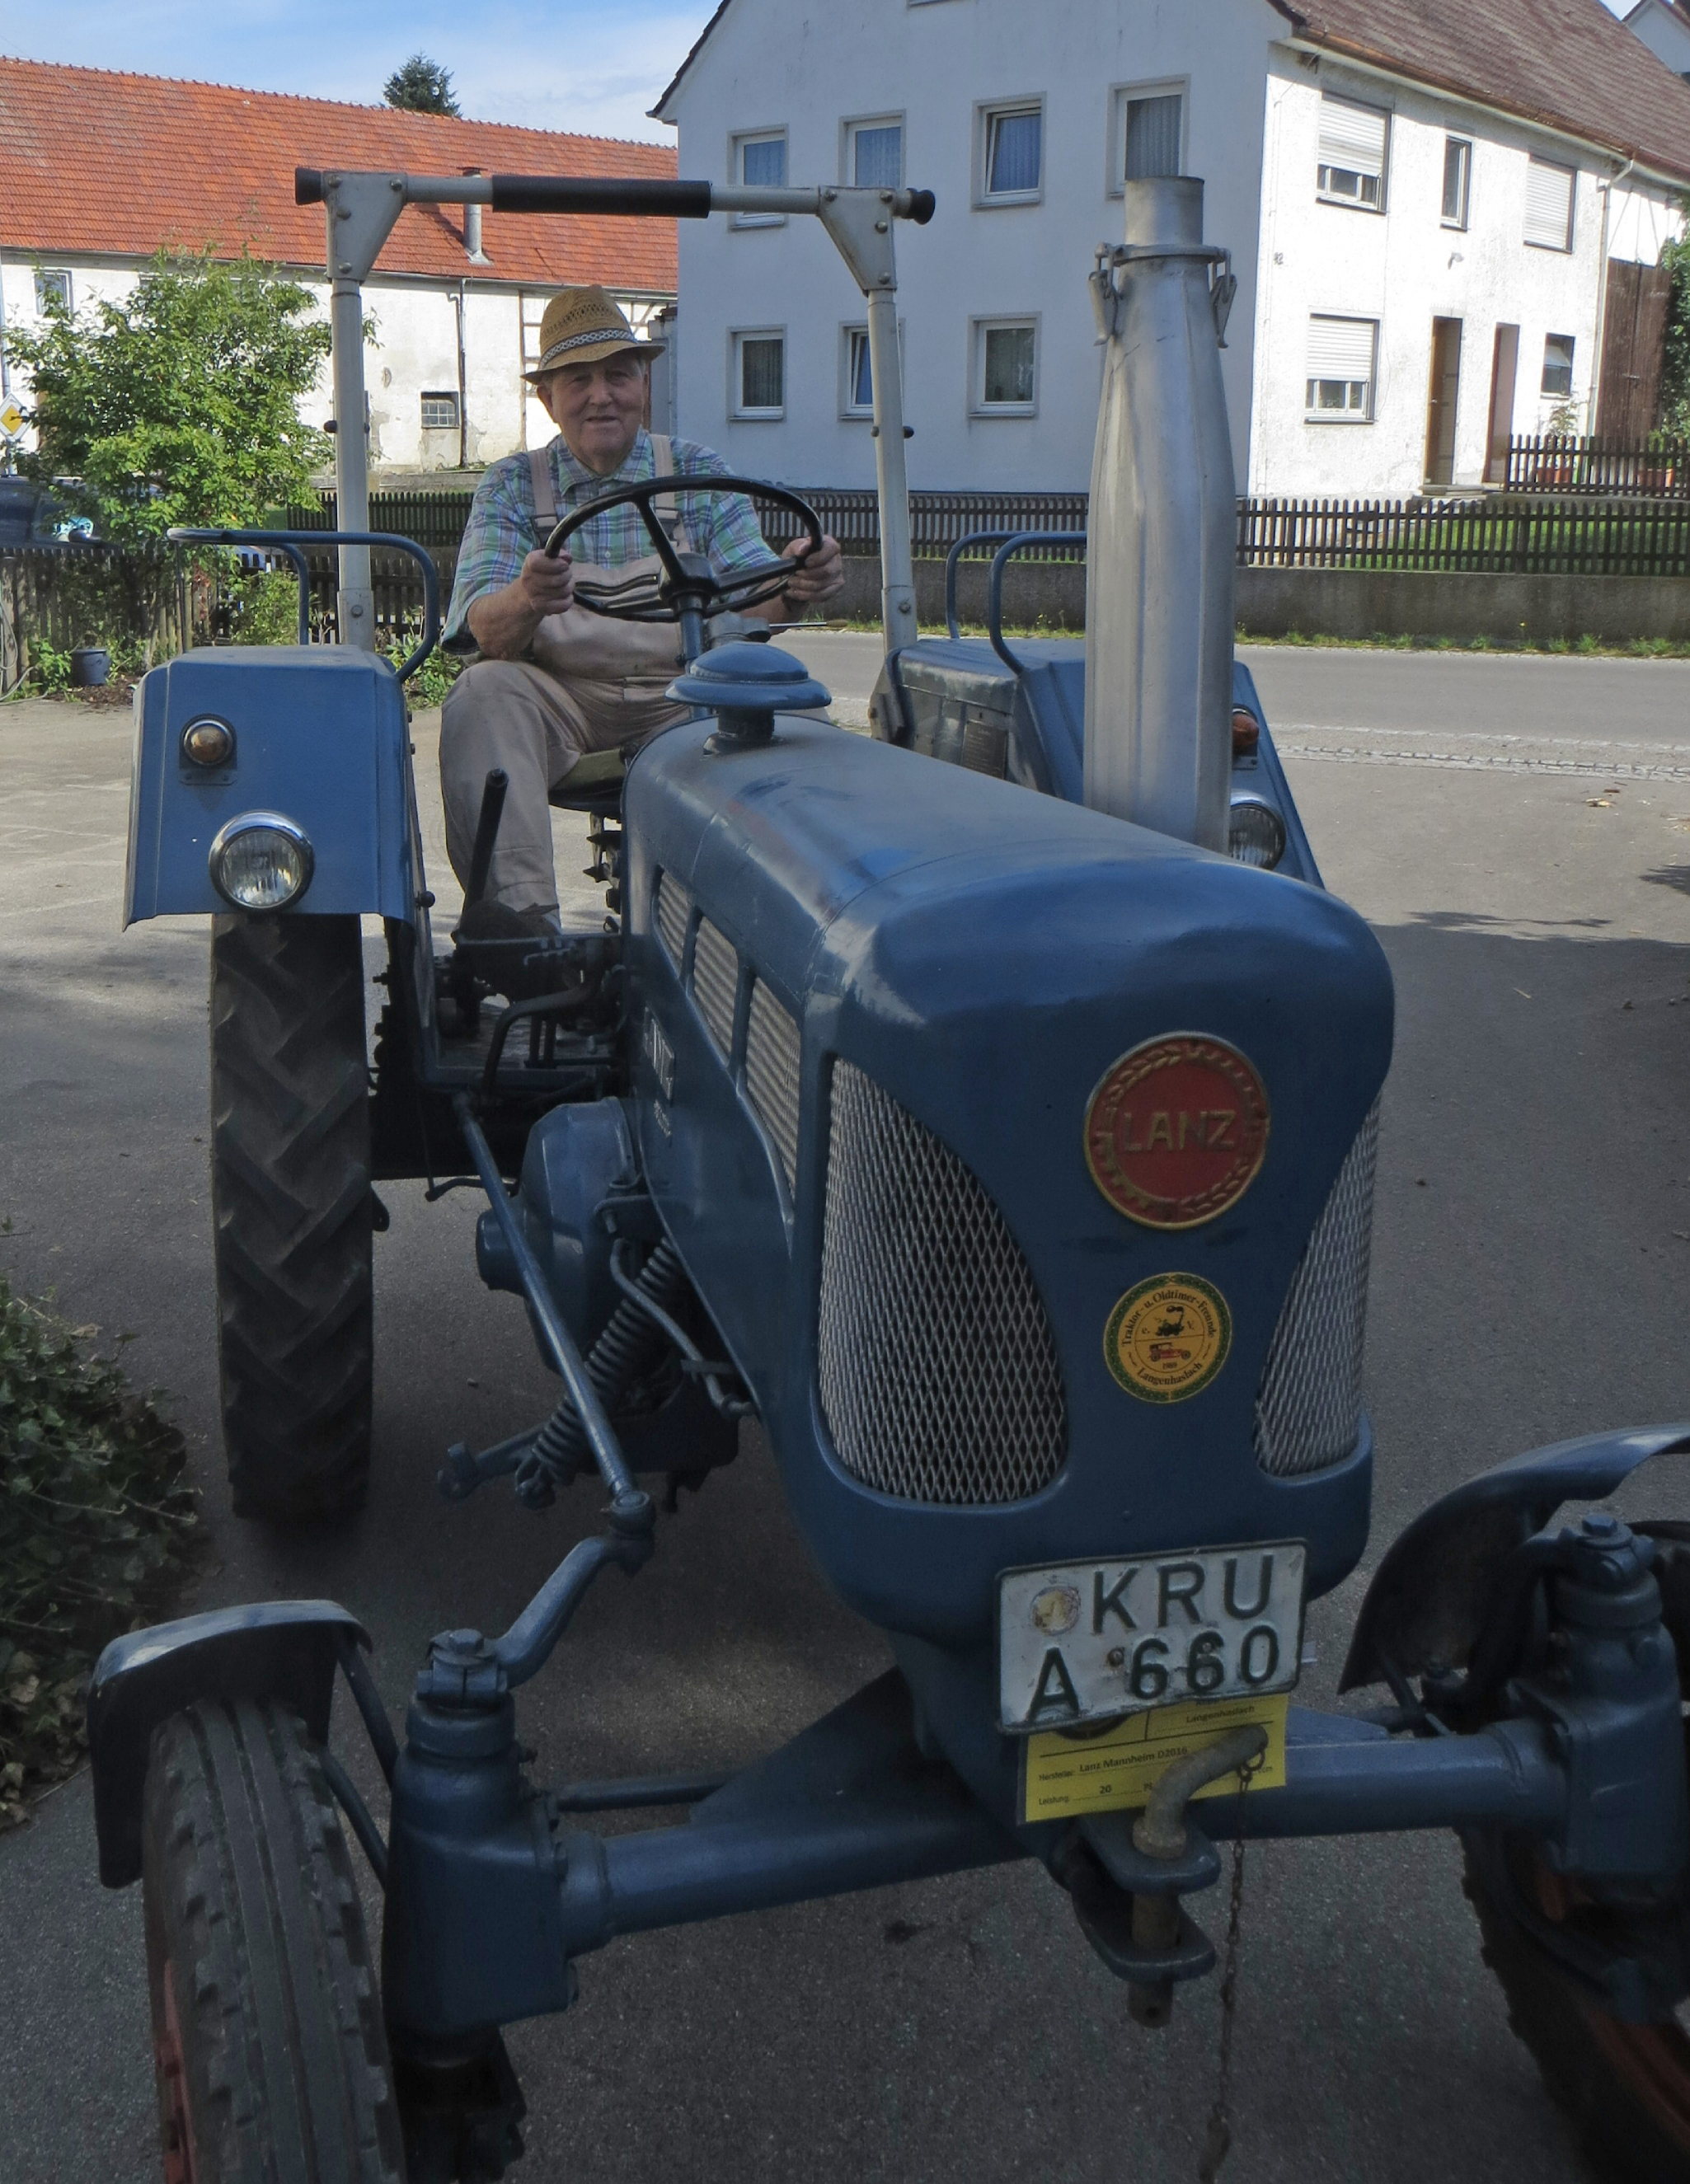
left=320, top=170, right=406, bottom=284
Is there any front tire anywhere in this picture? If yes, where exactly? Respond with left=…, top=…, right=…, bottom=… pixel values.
left=210, top=913, right=373, bottom=1521
left=1465, top=1538, right=1690, bottom=2182
left=141, top=1699, right=404, bottom=2182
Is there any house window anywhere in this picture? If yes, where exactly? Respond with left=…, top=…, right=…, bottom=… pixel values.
left=732, top=130, right=787, bottom=226
left=731, top=330, right=785, bottom=419
left=34, top=268, right=71, bottom=312
left=973, top=318, right=1038, bottom=414
left=1541, top=333, right=1575, bottom=399
left=420, top=391, right=460, bottom=430
left=847, top=117, right=903, bottom=190
left=1524, top=157, right=1575, bottom=251
left=979, top=101, right=1043, bottom=202
left=841, top=321, right=904, bottom=417
left=1317, top=96, right=1389, bottom=211
left=1442, top=138, right=1472, bottom=228
left=1306, top=315, right=1378, bottom=421
left=1122, top=90, right=1184, bottom=184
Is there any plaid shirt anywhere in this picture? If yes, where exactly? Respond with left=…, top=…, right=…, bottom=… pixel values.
left=443, top=429, right=775, bottom=650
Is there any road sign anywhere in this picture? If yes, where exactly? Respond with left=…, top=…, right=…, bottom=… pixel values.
left=0, top=396, right=25, bottom=438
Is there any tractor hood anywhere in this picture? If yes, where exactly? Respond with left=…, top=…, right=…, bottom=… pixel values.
left=625, top=714, right=1393, bottom=1644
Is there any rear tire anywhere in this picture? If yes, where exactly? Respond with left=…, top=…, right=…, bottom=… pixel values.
left=141, top=1699, right=404, bottom=2183
left=1464, top=1538, right=1690, bottom=2182
left=210, top=913, right=373, bottom=1521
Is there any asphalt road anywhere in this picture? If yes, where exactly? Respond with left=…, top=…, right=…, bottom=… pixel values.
left=2, top=641, right=1688, bottom=2183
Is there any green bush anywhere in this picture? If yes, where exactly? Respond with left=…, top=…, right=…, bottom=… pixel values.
left=0, top=1277, right=200, bottom=1827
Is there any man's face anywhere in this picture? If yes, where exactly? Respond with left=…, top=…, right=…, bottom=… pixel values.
left=538, top=351, right=648, bottom=476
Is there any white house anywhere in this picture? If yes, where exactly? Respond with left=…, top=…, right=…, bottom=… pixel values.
left=653, top=0, right=1690, bottom=499
left=1625, top=0, right=1690, bottom=78
left=0, top=59, right=678, bottom=480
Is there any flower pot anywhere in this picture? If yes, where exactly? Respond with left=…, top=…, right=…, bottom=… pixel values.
left=69, top=646, right=110, bottom=687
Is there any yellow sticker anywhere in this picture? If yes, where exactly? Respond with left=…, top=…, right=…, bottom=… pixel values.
left=1021, top=1691, right=1289, bottom=1824
left=1103, top=1274, right=1232, bottom=1403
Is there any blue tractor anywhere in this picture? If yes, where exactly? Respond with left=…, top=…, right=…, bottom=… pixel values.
left=91, top=165, right=1690, bottom=2182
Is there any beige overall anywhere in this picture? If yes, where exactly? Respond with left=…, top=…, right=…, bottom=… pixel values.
left=440, top=437, right=696, bottom=916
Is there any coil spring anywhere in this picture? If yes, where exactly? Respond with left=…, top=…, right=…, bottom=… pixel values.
left=514, top=1240, right=690, bottom=1507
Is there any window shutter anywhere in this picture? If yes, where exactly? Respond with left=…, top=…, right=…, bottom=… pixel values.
left=1317, top=97, right=1387, bottom=179
left=1307, top=316, right=1376, bottom=381
left=1524, top=158, right=1573, bottom=250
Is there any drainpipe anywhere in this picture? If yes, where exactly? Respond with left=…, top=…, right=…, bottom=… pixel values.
left=1592, top=156, right=1636, bottom=437
left=453, top=280, right=468, bottom=471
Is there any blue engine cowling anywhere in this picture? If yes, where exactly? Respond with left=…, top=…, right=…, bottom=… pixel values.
left=623, top=714, right=1393, bottom=1647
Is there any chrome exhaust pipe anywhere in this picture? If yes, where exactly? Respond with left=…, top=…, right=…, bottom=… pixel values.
left=1083, top=177, right=1237, bottom=851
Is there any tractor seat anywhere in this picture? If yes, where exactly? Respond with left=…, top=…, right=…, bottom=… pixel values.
left=547, top=746, right=628, bottom=814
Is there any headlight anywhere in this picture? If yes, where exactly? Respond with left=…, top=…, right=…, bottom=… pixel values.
left=1227, top=794, right=1287, bottom=871
left=181, top=715, right=234, bottom=768
left=209, top=813, right=315, bottom=910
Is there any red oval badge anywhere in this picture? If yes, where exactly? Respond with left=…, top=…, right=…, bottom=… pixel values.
left=1084, top=1036, right=1270, bottom=1229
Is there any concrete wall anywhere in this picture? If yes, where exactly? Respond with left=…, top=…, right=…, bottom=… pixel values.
left=0, top=255, right=667, bottom=479
left=833, top=553, right=1690, bottom=643
left=1623, top=0, right=1690, bottom=77
left=662, top=0, right=1279, bottom=495
left=1234, top=566, right=1690, bottom=642
left=1247, top=54, right=1675, bottom=499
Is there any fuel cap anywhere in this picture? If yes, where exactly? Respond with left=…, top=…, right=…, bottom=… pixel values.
left=668, top=640, right=832, bottom=743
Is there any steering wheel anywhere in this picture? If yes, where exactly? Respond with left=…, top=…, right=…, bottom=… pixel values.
left=542, top=474, right=823, bottom=624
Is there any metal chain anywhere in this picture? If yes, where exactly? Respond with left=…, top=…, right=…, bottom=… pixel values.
left=1197, top=1749, right=1265, bottom=2184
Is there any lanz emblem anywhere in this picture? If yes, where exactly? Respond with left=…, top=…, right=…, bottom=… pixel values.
left=1084, top=1034, right=1269, bottom=1229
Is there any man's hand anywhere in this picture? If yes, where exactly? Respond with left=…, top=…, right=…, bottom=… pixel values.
left=518, top=545, right=575, bottom=618
left=465, top=546, right=575, bottom=658
left=780, top=532, right=844, bottom=607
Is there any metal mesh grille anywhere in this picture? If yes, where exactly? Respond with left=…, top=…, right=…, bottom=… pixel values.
left=746, top=981, right=801, bottom=1190
left=1254, top=1101, right=1379, bottom=1478
left=818, top=1062, right=1067, bottom=1504
left=655, top=870, right=690, bottom=969
left=692, top=917, right=739, bottom=1057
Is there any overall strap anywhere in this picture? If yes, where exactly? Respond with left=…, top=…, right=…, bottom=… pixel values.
left=650, top=434, right=692, bottom=556
left=528, top=446, right=559, bottom=538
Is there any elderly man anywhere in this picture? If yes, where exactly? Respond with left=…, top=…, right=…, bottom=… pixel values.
left=441, top=286, right=843, bottom=943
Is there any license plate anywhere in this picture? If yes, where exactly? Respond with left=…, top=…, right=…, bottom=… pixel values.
left=998, top=1542, right=1306, bottom=1734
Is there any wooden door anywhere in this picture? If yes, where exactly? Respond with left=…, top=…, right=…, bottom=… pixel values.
left=1598, top=259, right=1673, bottom=439
left=1424, top=317, right=1463, bottom=487
left=1486, top=324, right=1519, bottom=483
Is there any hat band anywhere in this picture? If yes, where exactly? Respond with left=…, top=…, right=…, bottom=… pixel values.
left=533, top=325, right=644, bottom=373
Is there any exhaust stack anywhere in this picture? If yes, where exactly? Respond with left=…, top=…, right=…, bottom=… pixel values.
left=1082, top=177, right=1237, bottom=851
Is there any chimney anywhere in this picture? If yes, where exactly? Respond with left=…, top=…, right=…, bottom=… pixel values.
left=462, top=168, right=490, bottom=265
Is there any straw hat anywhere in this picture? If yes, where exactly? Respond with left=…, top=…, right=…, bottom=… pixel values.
left=523, top=287, right=664, bottom=380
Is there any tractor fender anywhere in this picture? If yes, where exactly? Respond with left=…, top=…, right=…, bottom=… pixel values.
left=87, top=1601, right=369, bottom=1886
left=1340, top=1425, right=1690, bottom=1694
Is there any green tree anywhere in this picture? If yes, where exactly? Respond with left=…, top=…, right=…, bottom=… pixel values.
left=7, top=252, right=331, bottom=547
left=1659, top=207, right=1690, bottom=440
left=383, top=54, right=461, bottom=115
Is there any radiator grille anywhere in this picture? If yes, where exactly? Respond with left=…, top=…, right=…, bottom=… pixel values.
left=692, top=917, right=739, bottom=1057
left=1254, top=1102, right=1379, bottom=1478
left=818, top=1062, right=1066, bottom=1504
left=746, top=981, right=802, bottom=1190
left=655, top=870, right=691, bottom=969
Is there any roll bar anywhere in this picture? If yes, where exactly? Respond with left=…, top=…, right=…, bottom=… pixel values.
left=298, top=166, right=934, bottom=658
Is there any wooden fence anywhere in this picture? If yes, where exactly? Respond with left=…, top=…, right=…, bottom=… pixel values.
left=0, top=544, right=187, bottom=694
left=1237, top=494, right=1690, bottom=576
left=1505, top=435, right=1690, bottom=497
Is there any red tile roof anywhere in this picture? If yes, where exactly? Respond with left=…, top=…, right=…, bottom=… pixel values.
left=1270, top=0, right=1690, bottom=185
left=0, top=57, right=678, bottom=293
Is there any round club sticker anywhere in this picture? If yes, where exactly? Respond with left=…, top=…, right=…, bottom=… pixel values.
left=1084, top=1035, right=1269, bottom=1229
left=1104, top=1274, right=1232, bottom=1404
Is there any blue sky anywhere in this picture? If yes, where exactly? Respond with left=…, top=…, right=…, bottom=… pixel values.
left=3, top=1, right=719, bottom=143
left=2, top=0, right=1636, bottom=145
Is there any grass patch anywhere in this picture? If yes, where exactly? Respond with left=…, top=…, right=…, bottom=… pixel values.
left=0, top=1276, right=200, bottom=1827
